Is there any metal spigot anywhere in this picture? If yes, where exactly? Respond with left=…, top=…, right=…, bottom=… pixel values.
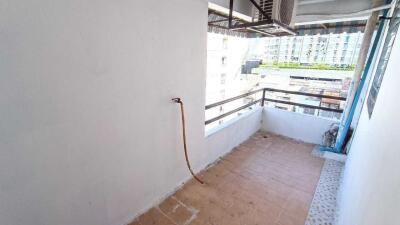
left=172, top=97, right=182, bottom=103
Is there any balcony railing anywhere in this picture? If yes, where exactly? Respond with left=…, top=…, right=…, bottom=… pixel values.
left=205, top=88, right=347, bottom=125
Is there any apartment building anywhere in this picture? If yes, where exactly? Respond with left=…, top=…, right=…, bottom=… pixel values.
left=263, top=32, right=363, bottom=66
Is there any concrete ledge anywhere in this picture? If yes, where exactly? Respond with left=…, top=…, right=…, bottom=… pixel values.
left=262, top=107, right=338, bottom=145
left=204, top=106, right=262, bottom=163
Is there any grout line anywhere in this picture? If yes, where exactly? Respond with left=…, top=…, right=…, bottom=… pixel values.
left=171, top=196, right=199, bottom=225
left=171, top=204, right=180, bottom=213
left=156, top=207, right=179, bottom=225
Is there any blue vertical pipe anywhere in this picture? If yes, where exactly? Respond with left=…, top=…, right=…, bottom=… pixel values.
left=320, top=9, right=389, bottom=153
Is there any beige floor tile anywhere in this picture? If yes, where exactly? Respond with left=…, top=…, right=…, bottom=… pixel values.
left=128, top=132, right=324, bottom=225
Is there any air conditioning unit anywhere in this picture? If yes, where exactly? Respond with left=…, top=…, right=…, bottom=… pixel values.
left=256, top=0, right=297, bottom=26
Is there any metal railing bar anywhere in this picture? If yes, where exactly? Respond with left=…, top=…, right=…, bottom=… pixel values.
left=263, top=98, right=344, bottom=113
left=205, top=89, right=263, bottom=110
left=204, top=88, right=346, bottom=125
left=261, top=88, right=266, bottom=107
left=205, top=99, right=261, bottom=125
left=264, top=88, right=347, bottom=101
left=205, top=88, right=346, bottom=111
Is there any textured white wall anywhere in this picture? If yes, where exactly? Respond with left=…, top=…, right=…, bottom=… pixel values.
left=261, top=107, right=337, bottom=144
left=336, top=28, right=400, bottom=225
left=0, top=1, right=208, bottom=225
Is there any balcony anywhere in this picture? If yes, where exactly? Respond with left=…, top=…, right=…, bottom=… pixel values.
left=128, top=89, right=346, bottom=225
left=3, top=1, right=400, bottom=225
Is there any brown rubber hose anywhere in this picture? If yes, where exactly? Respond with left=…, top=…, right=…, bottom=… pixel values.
left=172, top=97, right=205, bottom=184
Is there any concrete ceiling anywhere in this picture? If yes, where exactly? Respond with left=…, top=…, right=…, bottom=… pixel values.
left=208, top=0, right=385, bottom=24
left=296, top=0, right=383, bottom=23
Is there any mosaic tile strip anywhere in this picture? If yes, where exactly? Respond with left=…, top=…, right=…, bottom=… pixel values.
left=305, top=159, right=344, bottom=225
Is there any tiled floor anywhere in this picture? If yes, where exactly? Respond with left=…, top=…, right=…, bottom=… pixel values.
left=129, top=132, right=325, bottom=225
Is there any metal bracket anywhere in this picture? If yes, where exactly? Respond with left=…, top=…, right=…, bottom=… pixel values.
left=227, top=0, right=296, bottom=36
left=228, top=0, right=272, bottom=29
left=379, top=16, right=392, bottom=20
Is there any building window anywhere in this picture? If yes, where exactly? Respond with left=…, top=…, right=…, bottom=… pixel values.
left=367, top=3, right=400, bottom=117
left=220, top=73, right=226, bottom=85
left=220, top=79, right=226, bottom=85
left=275, top=106, right=288, bottom=110
left=222, top=37, right=228, bottom=49
left=303, top=107, right=315, bottom=115
left=221, top=56, right=227, bottom=65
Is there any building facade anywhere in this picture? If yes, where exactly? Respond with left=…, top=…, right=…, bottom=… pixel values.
left=263, top=32, right=363, bottom=66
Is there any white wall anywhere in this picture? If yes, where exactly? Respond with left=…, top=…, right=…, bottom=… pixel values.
left=0, top=1, right=209, bottom=225
left=261, top=107, right=337, bottom=145
left=205, top=107, right=262, bottom=162
left=336, top=29, right=400, bottom=225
